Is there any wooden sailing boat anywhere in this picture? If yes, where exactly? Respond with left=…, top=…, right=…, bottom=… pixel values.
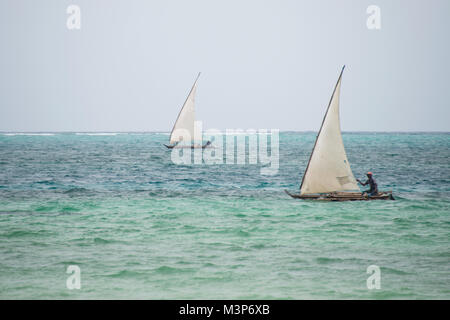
left=164, top=72, right=211, bottom=149
left=285, top=66, right=394, bottom=201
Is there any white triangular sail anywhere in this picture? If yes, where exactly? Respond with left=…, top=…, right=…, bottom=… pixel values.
left=300, top=66, right=359, bottom=195
left=169, top=73, right=201, bottom=144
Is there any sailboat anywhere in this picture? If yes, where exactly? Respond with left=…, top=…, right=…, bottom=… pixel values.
left=164, top=73, right=211, bottom=149
left=285, top=66, right=394, bottom=201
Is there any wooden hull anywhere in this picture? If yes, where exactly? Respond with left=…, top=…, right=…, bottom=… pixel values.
left=284, top=190, right=394, bottom=201
left=164, top=142, right=212, bottom=149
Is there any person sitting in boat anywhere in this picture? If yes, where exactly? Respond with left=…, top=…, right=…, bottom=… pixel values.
left=357, top=172, right=378, bottom=196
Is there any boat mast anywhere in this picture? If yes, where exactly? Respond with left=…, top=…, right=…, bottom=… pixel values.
left=299, top=66, right=345, bottom=192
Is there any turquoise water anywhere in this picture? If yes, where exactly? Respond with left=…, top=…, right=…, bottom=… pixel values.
left=0, top=132, right=449, bottom=299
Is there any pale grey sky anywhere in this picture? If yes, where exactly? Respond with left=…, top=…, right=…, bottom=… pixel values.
left=0, top=0, right=449, bottom=132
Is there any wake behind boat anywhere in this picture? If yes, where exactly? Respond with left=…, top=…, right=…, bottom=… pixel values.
left=164, top=73, right=211, bottom=149
left=286, top=66, right=394, bottom=201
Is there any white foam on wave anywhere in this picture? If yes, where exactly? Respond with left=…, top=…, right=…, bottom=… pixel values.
left=2, top=133, right=55, bottom=136
left=222, top=131, right=274, bottom=135
left=75, top=133, right=120, bottom=136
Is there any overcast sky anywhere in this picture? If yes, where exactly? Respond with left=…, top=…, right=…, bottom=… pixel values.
left=0, top=0, right=449, bottom=132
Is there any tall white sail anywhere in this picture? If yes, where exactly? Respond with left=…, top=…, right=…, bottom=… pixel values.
left=169, top=73, right=200, bottom=144
left=300, top=66, right=359, bottom=195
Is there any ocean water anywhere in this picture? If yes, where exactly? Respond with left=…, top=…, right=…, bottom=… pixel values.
left=0, top=132, right=449, bottom=299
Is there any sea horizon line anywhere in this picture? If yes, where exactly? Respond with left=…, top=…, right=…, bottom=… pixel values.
left=0, top=130, right=449, bottom=134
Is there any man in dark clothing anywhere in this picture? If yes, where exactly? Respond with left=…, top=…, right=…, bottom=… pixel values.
left=357, top=172, right=378, bottom=196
